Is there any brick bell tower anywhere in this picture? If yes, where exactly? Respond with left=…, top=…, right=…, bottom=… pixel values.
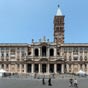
left=54, top=6, right=64, bottom=44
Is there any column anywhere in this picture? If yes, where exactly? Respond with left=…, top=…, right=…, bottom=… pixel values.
left=4, top=64, right=6, bottom=70
left=82, top=64, right=85, bottom=71
left=0, top=64, right=1, bottom=69
left=20, top=64, right=22, bottom=73
left=87, top=64, right=88, bottom=73
left=61, top=64, right=64, bottom=73
left=24, top=64, right=27, bottom=73
left=66, top=64, right=69, bottom=73
left=47, top=47, right=49, bottom=58
left=15, top=64, right=17, bottom=73
left=54, top=48, right=57, bottom=57
left=78, top=64, right=80, bottom=71
left=54, top=64, right=57, bottom=73
left=72, top=49, right=73, bottom=61
left=71, top=64, right=73, bottom=73
left=39, top=48, right=41, bottom=56
left=47, top=64, right=49, bottom=74
left=78, top=48, right=80, bottom=61
left=16, top=48, right=17, bottom=61
left=83, top=49, right=84, bottom=61
left=31, top=47, right=34, bottom=57
left=9, top=48, right=10, bottom=61
left=39, top=64, right=41, bottom=74
left=32, top=64, right=34, bottom=73
left=20, top=49, right=21, bottom=61
left=67, top=52, right=69, bottom=61
left=9, top=64, right=10, bottom=72
left=4, top=48, right=6, bottom=61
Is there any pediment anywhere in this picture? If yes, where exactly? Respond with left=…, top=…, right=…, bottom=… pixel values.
left=40, top=42, right=48, bottom=46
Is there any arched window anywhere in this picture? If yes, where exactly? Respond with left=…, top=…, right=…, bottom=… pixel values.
left=35, top=48, right=39, bottom=56
left=80, top=56, right=83, bottom=61
left=50, top=48, right=54, bottom=56
left=42, top=46, right=46, bottom=56
left=84, top=56, right=87, bottom=61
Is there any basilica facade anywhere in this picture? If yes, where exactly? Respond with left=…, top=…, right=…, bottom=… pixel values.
left=0, top=7, right=88, bottom=75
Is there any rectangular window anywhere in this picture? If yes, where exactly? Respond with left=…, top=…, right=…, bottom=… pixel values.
left=74, top=57, right=78, bottom=60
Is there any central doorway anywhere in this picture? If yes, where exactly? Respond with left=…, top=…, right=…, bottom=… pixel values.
left=50, top=64, right=54, bottom=73
left=57, top=64, right=61, bottom=73
left=27, top=64, right=31, bottom=73
left=42, top=64, right=46, bottom=73
left=34, top=64, right=39, bottom=73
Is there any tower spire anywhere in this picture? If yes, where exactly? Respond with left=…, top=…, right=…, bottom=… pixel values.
left=56, top=5, right=62, bottom=16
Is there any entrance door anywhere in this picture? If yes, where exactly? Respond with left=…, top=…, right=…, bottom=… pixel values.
left=50, top=64, right=54, bottom=73
left=57, top=64, right=61, bottom=73
left=34, top=64, right=38, bottom=73
left=27, top=64, right=31, bottom=73
left=42, top=64, right=46, bottom=73
left=11, top=64, right=15, bottom=73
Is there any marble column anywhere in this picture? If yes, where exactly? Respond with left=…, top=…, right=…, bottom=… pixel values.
left=9, top=64, right=10, bottom=72
left=54, top=48, right=57, bottom=57
left=38, top=47, right=40, bottom=56
left=82, top=64, right=85, bottom=71
left=66, top=64, right=69, bottom=73
left=71, top=64, right=73, bottom=73
left=24, top=64, right=27, bottom=73
left=54, top=64, right=57, bottom=73
left=20, top=64, right=22, bottom=73
left=4, top=64, right=6, bottom=71
left=39, top=64, right=41, bottom=74
left=61, top=64, right=64, bottom=73
left=78, top=64, right=80, bottom=71
left=47, top=64, right=49, bottom=74
left=32, top=64, right=34, bottom=73
left=87, top=64, right=88, bottom=73
left=83, top=49, right=84, bottom=61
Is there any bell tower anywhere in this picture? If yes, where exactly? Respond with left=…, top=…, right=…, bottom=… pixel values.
left=54, top=6, right=64, bottom=44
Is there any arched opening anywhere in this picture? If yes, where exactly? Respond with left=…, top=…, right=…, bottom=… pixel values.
left=50, top=48, right=54, bottom=56
left=27, top=64, right=31, bottom=73
left=42, top=64, right=46, bottom=73
left=35, top=48, right=39, bottom=56
left=50, top=64, right=54, bottom=73
left=57, top=64, right=61, bottom=73
left=42, top=46, right=46, bottom=56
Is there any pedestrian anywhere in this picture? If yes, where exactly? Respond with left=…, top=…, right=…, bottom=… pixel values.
left=69, top=78, right=73, bottom=87
left=42, top=77, right=45, bottom=85
left=48, top=77, right=52, bottom=86
left=73, top=78, right=78, bottom=88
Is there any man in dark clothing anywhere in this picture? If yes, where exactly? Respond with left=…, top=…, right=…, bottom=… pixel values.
left=42, top=78, right=45, bottom=85
left=69, top=78, right=73, bottom=87
left=48, top=78, right=52, bottom=86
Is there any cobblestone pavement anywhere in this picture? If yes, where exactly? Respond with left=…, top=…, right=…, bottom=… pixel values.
left=0, top=78, right=88, bottom=88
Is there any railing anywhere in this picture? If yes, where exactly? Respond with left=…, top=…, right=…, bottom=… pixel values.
left=26, top=56, right=64, bottom=60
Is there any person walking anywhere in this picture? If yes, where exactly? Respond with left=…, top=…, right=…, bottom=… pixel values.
left=42, top=77, right=45, bottom=85
left=73, top=78, right=78, bottom=88
left=48, top=77, right=52, bottom=86
left=69, top=78, right=73, bottom=87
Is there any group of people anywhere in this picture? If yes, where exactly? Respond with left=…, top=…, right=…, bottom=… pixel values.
left=69, top=78, right=78, bottom=87
left=42, top=77, right=52, bottom=86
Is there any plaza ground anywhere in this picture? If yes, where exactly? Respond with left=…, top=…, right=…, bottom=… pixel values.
left=0, top=77, right=88, bottom=88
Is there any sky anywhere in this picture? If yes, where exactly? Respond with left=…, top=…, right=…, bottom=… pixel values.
left=0, top=0, right=88, bottom=43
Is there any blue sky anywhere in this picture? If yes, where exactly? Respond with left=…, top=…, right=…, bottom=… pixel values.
left=0, top=0, right=88, bottom=43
